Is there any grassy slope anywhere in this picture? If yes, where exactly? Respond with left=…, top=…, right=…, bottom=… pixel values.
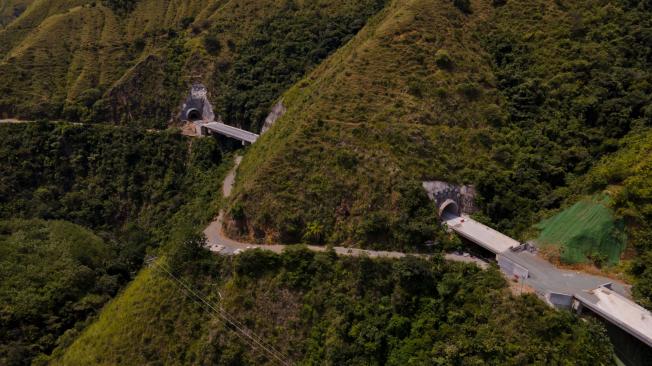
left=0, top=0, right=33, bottom=27
left=0, top=0, right=386, bottom=127
left=0, top=0, right=215, bottom=123
left=48, top=266, right=210, bottom=365
left=51, top=250, right=613, bottom=365
left=535, top=197, right=626, bottom=266
left=229, top=0, right=500, bottom=247
left=229, top=0, right=652, bottom=248
left=570, top=128, right=652, bottom=308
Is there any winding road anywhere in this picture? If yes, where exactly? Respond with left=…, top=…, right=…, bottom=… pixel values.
left=203, top=156, right=488, bottom=268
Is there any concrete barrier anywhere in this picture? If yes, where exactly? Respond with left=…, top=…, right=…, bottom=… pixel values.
left=546, top=292, right=573, bottom=309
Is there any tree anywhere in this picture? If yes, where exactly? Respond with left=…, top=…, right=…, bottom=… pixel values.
left=203, top=35, right=221, bottom=55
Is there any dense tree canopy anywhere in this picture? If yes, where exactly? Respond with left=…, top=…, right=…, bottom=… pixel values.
left=0, top=122, right=227, bottom=365
left=53, top=247, right=615, bottom=365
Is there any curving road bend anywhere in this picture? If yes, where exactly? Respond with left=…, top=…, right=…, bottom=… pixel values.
left=203, top=156, right=489, bottom=268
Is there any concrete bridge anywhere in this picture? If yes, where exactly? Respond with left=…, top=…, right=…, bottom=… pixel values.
left=431, top=192, right=652, bottom=364
left=179, top=84, right=259, bottom=144
left=196, top=121, right=259, bottom=144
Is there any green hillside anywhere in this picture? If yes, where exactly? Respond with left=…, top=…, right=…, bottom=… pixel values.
left=0, top=0, right=32, bottom=27
left=228, top=0, right=500, bottom=249
left=0, top=122, right=223, bottom=237
left=50, top=248, right=613, bottom=365
left=2, top=0, right=652, bottom=363
left=0, top=0, right=386, bottom=128
left=228, top=0, right=652, bottom=248
left=0, top=122, right=229, bottom=365
left=570, top=128, right=652, bottom=308
left=0, top=219, right=112, bottom=365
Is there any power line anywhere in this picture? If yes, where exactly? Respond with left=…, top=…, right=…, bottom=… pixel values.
left=150, top=260, right=292, bottom=366
left=153, top=261, right=290, bottom=365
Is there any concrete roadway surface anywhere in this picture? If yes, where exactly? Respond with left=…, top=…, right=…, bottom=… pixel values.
left=443, top=213, right=520, bottom=253
left=443, top=212, right=631, bottom=298
left=204, top=122, right=259, bottom=144
left=502, top=249, right=631, bottom=298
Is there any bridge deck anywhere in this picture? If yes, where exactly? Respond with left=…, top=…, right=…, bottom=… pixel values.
left=575, top=287, right=652, bottom=348
left=443, top=214, right=520, bottom=253
left=203, top=122, right=259, bottom=143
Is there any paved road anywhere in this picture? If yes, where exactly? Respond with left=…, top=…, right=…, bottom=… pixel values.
left=502, top=250, right=631, bottom=297
left=203, top=156, right=488, bottom=268
left=204, top=213, right=488, bottom=266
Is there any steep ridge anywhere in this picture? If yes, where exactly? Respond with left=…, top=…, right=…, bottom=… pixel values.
left=228, top=0, right=500, bottom=248
left=228, top=0, right=652, bottom=251
left=0, top=0, right=387, bottom=128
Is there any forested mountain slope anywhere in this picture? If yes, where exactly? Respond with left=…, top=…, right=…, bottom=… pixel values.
left=3, top=0, right=652, bottom=364
left=229, top=0, right=501, bottom=249
left=0, top=0, right=386, bottom=128
left=0, top=219, right=113, bottom=365
left=50, top=248, right=613, bottom=365
left=0, top=123, right=227, bottom=365
left=569, top=129, right=652, bottom=308
left=228, top=0, right=652, bottom=252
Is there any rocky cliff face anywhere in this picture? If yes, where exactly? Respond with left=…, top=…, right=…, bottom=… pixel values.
left=261, top=100, right=285, bottom=134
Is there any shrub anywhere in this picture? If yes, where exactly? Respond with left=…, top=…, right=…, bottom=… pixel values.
left=180, top=16, right=194, bottom=29
left=457, top=82, right=482, bottom=100
left=235, top=249, right=282, bottom=278
left=302, top=221, right=325, bottom=244
left=102, top=0, right=137, bottom=13
left=203, top=35, right=221, bottom=55
left=407, top=78, right=426, bottom=98
left=484, top=103, right=506, bottom=127
left=434, top=49, right=453, bottom=70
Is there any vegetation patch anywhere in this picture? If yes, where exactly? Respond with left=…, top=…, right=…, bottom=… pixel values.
left=0, top=219, right=115, bottom=365
left=214, top=0, right=388, bottom=132
left=535, top=196, right=626, bottom=266
left=571, top=128, right=652, bottom=308
left=51, top=247, right=614, bottom=365
left=0, top=122, right=229, bottom=364
left=229, top=0, right=500, bottom=248
left=477, top=0, right=652, bottom=234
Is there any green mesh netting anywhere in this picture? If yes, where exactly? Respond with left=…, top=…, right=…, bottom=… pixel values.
left=535, top=196, right=626, bottom=265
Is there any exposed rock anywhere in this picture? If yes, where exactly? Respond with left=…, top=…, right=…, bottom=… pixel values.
left=261, top=100, right=286, bottom=134
left=179, top=83, right=215, bottom=123
left=422, top=180, right=477, bottom=215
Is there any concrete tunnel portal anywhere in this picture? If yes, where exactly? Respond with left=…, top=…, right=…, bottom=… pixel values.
left=186, top=108, right=202, bottom=121
left=439, top=199, right=460, bottom=219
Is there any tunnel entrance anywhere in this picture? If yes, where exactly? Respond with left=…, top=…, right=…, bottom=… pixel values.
left=187, top=108, right=202, bottom=121
left=439, top=199, right=460, bottom=219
